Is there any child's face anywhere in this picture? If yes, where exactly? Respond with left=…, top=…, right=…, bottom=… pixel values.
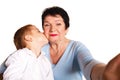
left=30, top=26, right=48, bottom=47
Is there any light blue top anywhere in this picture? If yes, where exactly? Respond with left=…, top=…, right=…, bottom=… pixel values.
left=0, top=40, right=99, bottom=80
left=42, top=40, right=99, bottom=80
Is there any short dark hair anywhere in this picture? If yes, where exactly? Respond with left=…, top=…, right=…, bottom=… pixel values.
left=42, top=6, right=70, bottom=29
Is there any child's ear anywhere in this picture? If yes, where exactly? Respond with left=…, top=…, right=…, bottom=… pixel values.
left=24, top=35, right=32, bottom=42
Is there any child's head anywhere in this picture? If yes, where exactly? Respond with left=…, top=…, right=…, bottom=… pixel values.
left=14, top=24, right=48, bottom=50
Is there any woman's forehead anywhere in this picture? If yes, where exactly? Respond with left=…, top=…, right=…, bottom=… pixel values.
left=44, top=15, right=63, bottom=22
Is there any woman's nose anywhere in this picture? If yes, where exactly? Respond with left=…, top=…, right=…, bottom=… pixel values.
left=50, top=25, right=56, bottom=32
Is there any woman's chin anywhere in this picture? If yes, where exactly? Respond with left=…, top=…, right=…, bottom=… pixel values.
left=49, top=40, right=58, bottom=43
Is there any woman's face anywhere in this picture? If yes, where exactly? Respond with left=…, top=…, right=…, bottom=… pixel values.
left=43, top=15, right=68, bottom=43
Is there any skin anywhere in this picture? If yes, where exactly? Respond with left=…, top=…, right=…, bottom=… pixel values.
left=102, top=53, right=120, bottom=80
left=90, top=53, right=120, bottom=80
left=0, top=73, right=3, bottom=80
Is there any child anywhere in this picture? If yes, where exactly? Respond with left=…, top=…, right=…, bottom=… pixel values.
left=3, top=24, right=54, bottom=80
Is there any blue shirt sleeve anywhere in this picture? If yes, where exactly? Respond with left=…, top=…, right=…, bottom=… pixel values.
left=76, top=41, right=100, bottom=80
left=0, top=60, right=7, bottom=74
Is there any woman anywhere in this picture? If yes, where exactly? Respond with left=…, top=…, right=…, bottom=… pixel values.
left=41, top=6, right=120, bottom=80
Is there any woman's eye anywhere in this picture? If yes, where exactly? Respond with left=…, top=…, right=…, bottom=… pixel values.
left=44, top=24, right=50, bottom=27
left=56, top=23, right=61, bottom=26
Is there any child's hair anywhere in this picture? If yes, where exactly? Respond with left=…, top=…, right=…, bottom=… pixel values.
left=14, top=24, right=34, bottom=50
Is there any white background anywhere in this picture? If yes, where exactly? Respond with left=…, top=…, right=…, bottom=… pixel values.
left=0, top=0, right=120, bottom=79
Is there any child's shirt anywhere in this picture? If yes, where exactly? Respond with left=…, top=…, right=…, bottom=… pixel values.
left=3, top=48, right=54, bottom=80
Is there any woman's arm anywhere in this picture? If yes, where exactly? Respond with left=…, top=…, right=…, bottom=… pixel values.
left=91, top=63, right=105, bottom=80
left=102, top=53, right=120, bottom=80
left=91, top=53, right=120, bottom=80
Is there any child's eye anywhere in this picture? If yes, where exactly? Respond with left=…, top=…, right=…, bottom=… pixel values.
left=38, top=30, right=41, bottom=33
left=35, top=29, right=41, bottom=33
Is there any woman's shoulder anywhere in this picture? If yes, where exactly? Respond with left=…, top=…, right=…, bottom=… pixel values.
left=69, top=40, right=88, bottom=49
left=70, top=40, right=84, bottom=45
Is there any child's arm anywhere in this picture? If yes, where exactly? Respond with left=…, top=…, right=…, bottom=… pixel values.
left=45, top=57, right=54, bottom=80
left=0, top=73, right=3, bottom=80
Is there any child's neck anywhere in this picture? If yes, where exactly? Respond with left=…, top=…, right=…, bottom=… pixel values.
left=26, top=46, right=41, bottom=58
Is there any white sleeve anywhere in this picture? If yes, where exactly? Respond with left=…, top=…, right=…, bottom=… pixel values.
left=47, top=66, right=54, bottom=80
left=3, top=51, right=26, bottom=80
left=45, top=57, right=54, bottom=80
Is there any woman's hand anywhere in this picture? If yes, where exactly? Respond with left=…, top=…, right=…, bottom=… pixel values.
left=103, top=53, right=120, bottom=80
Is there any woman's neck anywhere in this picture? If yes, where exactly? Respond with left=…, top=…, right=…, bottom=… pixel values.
left=50, top=38, right=69, bottom=49
left=49, top=38, right=70, bottom=64
left=50, top=38, right=70, bottom=54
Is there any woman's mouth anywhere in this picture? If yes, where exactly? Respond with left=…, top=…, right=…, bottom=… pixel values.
left=50, top=34, right=57, bottom=36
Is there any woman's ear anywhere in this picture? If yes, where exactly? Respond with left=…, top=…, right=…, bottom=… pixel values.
left=65, top=28, right=69, bottom=35
left=24, top=35, right=32, bottom=42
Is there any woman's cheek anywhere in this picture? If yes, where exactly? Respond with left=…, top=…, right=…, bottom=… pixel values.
left=43, top=30, right=49, bottom=39
left=44, top=33, right=49, bottom=39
